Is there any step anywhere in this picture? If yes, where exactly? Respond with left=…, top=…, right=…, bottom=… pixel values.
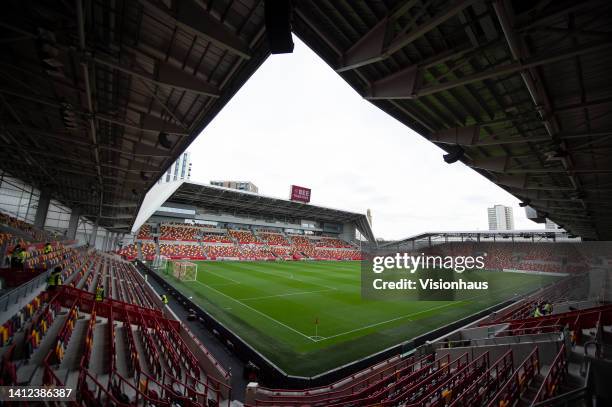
left=519, top=374, right=544, bottom=406
left=131, top=327, right=154, bottom=378
left=16, top=313, right=69, bottom=384
left=89, top=322, right=109, bottom=375
left=59, top=318, right=90, bottom=371
left=65, top=369, right=81, bottom=390
left=114, top=325, right=131, bottom=378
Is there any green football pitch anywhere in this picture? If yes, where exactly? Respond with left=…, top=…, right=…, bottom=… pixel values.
left=159, top=261, right=559, bottom=376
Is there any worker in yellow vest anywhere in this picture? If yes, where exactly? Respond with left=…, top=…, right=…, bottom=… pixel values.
left=161, top=294, right=169, bottom=305
left=47, top=266, right=63, bottom=290
left=95, top=286, right=105, bottom=302
left=533, top=306, right=543, bottom=318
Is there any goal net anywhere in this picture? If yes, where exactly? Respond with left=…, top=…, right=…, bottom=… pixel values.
left=152, top=255, right=169, bottom=272
left=172, top=260, right=198, bottom=282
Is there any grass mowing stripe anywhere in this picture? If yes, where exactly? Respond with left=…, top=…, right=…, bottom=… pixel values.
left=193, top=280, right=315, bottom=342
left=231, top=262, right=338, bottom=290
left=239, top=288, right=336, bottom=301
left=207, top=282, right=242, bottom=287
left=318, top=286, right=515, bottom=342
left=202, top=269, right=242, bottom=284
left=319, top=302, right=454, bottom=341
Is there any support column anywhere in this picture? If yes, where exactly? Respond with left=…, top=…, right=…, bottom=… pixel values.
left=102, top=231, right=109, bottom=251
left=67, top=208, right=81, bottom=240
left=107, top=232, right=115, bottom=251
left=137, top=241, right=143, bottom=260
left=89, top=223, right=98, bottom=246
left=34, top=191, right=51, bottom=229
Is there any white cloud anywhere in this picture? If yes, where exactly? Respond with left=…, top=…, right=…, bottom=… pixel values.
left=188, top=37, right=541, bottom=240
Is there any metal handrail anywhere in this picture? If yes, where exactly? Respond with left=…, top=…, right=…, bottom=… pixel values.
left=0, top=270, right=48, bottom=314
left=533, top=360, right=591, bottom=407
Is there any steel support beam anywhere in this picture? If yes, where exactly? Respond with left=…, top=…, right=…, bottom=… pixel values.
left=431, top=125, right=612, bottom=147
left=88, top=223, right=98, bottom=246
left=77, top=0, right=104, bottom=221
left=469, top=156, right=510, bottom=172
left=496, top=175, right=574, bottom=190
left=67, top=207, right=81, bottom=240
left=138, top=0, right=251, bottom=59
left=34, top=191, right=51, bottom=229
left=430, top=125, right=480, bottom=145
left=367, top=66, right=418, bottom=100
left=337, top=0, right=478, bottom=72
left=89, top=55, right=220, bottom=98
left=383, top=41, right=612, bottom=99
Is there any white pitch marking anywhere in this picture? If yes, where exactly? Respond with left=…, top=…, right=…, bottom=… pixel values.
left=239, top=288, right=336, bottom=301
left=205, top=269, right=242, bottom=284
left=194, top=281, right=315, bottom=342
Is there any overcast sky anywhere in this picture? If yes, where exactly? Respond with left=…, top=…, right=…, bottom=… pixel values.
left=188, top=37, right=542, bottom=240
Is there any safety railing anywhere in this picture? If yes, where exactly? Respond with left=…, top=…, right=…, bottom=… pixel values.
left=531, top=344, right=567, bottom=406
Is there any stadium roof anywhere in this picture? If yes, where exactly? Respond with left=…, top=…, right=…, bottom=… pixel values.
left=380, top=228, right=575, bottom=247
left=134, top=180, right=376, bottom=242
left=2, top=1, right=611, bottom=241
left=0, top=0, right=268, bottom=232
left=293, top=0, right=612, bottom=240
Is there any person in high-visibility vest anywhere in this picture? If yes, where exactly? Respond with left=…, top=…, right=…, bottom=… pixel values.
left=543, top=302, right=552, bottom=315
left=10, top=245, right=23, bottom=268
left=534, top=306, right=543, bottom=318
left=161, top=294, right=169, bottom=305
left=95, top=286, right=105, bottom=302
left=11, top=245, right=27, bottom=269
left=47, top=266, right=63, bottom=290
left=43, top=242, right=53, bottom=254
left=17, top=248, right=27, bottom=269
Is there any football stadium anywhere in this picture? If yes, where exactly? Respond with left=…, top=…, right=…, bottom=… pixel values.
left=1, top=1, right=612, bottom=406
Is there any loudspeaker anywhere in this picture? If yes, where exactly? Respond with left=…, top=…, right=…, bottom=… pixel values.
left=158, top=132, right=173, bottom=149
left=264, top=0, right=294, bottom=54
left=443, top=146, right=465, bottom=164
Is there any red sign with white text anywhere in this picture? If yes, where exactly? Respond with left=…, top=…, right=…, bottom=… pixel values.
left=290, top=185, right=311, bottom=203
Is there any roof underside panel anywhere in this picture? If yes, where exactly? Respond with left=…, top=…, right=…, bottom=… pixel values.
left=0, top=0, right=269, bottom=232
left=293, top=0, right=612, bottom=240
left=2, top=0, right=611, bottom=241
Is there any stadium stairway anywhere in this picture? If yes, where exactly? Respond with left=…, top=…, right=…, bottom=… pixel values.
left=141, top=267, right=249, bottom=403
left=1, top=255, right=237, bottom=406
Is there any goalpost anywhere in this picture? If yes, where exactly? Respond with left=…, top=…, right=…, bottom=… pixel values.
left=171, top=260, right=198, bottom=282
